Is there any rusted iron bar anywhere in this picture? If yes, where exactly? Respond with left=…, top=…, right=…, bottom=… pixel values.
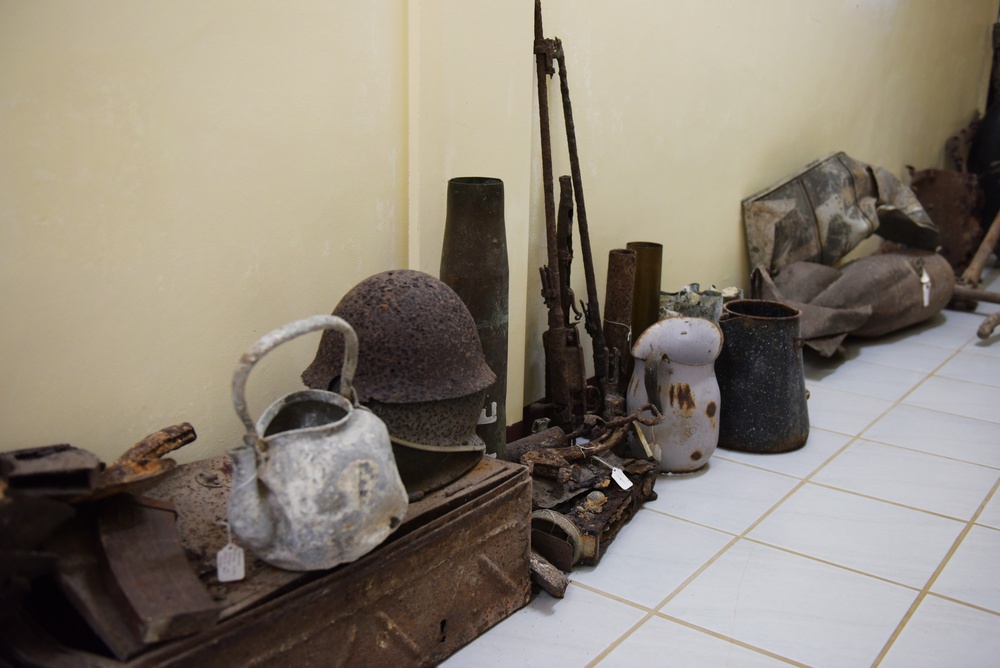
left=953, top=285, right=1000, bottom=304
left=529, top=549, right=568, bottom=598
left=979, top=310, right=1000, bottom=339
left=553, top=36, right=610, bottom=417
left=504, top=426, right=567, bottom=463
left=535, top=0, right=576, bottom=432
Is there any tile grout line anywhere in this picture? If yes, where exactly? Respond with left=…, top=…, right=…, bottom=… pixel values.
left=923, top=591, right=1000, bottom=618
left=805, top=479, right=984, bottom=523
left=651, top=613, right=808, bottom=667
left=844, top=435, right=1000, bottom=471
left=870, top=475, right=1000, bottom=667
left=583, top=610, right=655, bottom=668
left=738, top=537, right=925, bottom=592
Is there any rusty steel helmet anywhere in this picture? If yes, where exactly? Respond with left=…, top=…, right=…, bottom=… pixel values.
left=302, top=269, right=495, bottom=402
left=302, top=270, right=496, bottom=495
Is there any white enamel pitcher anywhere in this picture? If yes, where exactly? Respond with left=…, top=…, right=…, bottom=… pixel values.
left=626, top=316, right=723, bottom=473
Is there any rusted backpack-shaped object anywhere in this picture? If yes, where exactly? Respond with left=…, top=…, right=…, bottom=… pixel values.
left=228, top=315, right=407, bottom=571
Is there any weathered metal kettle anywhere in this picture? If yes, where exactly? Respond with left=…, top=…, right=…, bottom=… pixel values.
left=228, top=315, right=408, bottom=572
left=626, top=316, right=723, bottom=473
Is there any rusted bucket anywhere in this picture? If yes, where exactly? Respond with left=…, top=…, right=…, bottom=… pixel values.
left=716, top=300, right=809, bottom=453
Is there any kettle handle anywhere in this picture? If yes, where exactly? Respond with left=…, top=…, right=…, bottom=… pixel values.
left=231, top=315, right=359, bottom=438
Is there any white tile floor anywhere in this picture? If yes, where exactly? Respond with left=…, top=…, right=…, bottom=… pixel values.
left=445, top=262, right=1000, bottom=668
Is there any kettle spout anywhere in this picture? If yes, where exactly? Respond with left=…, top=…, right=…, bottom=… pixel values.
left=227, top=445, right=277, bottom=551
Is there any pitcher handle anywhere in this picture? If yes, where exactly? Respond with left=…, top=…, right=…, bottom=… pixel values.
left=231, top=315, right=359, bottom=441
left=643, top=353, right=668, bottom=414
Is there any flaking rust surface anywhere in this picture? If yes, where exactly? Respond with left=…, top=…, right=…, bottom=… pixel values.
left=133, top=456, right=519, bottom=621
left=134, top=457, right=303, bottom=619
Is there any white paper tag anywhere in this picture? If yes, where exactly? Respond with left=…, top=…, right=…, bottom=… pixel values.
left=610, top=467, right=633, bottom=490
left=217, top=542, right=245, bottom=582
left=921, top=267, right=931, bottom=307
left=593, top=455, right=634, bottom=491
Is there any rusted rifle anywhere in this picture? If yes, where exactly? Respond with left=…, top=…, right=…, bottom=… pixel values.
left=535, top=1, right=584, bottom=432
left=551, top=29, right=611, bottom=418
left=534, top=0, right=613, bottom=428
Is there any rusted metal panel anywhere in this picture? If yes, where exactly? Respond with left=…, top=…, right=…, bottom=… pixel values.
left=97, top=496, right=220, bottom=645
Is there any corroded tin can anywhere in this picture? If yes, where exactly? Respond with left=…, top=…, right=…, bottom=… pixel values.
left=716, top=299, right=809, bottom=453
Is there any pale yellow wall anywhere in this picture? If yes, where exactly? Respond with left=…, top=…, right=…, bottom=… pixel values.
left=0, top=1, right=410, bottom=461
left=523, top=0, right=997, bottom=404
left=1, top=1, right=994, bottom=462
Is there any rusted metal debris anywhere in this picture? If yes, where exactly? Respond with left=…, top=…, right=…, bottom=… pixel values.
left=529, top=549, right=568, bottom=598
left=948, top=207, right=1000, bottom=341
left=518, top=406, right=660, bottom=485
left=507, top=404, right=662, bottom=573
left=909, top=167, right=982, bottom=272
left=531, top=455, right=658, bottom=570
left=99, top=495, right=221, bottom=645
left=1, top=445, right=101, bottom=498
left=958, top=208, right=1000, bottom=291
left=0, top=494, right=75, bottom=617
left=978, top=310, right=1000, bottom=339
left=0, top=426, right=199, bottom=504
left=92, top=423, right=198, bottom=499
left=43, top=495, right=220, bottom=661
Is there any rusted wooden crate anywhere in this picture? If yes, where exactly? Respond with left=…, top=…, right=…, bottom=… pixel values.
left=2, top=456, right=531, bottom=667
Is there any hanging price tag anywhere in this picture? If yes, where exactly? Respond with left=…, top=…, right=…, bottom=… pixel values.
left=216, top=521, right=245, bottom=583
left=592, top=456, right=633, bottom=491
left=921, top=267, right=931, bottom=308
